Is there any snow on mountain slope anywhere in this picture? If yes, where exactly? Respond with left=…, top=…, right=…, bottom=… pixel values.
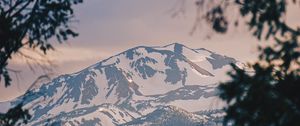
left=122, top=105, right=223, bottom=126
left=122, top=105, right=208, bottom=126
left=2, top=43, right=240, bottom=125
left=30, top=104, right=138, bottom=126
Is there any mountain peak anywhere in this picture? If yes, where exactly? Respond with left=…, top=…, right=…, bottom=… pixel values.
left=163, top=42, right=184, bottom=47
left=2, top=43, right=240, bottom=126
left=161, top=42, right=187, bottom=54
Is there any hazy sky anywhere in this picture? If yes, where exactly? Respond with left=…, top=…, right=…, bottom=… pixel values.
left=0, top=0, right=266, bottom=101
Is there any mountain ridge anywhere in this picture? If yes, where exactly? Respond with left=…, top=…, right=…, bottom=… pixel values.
left=2, top=43, right=238, bottom=126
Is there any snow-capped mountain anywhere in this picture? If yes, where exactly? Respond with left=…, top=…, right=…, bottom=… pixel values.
left=3, top=43, right=239, bottom=125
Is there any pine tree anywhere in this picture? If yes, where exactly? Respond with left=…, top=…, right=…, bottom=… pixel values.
left=194, top=0, right=300, bottom=125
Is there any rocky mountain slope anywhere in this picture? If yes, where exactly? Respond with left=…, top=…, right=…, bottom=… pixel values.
left=2, top=43, right=241, bottom=125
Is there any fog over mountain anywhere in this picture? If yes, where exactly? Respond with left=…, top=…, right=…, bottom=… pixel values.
left=1, top=43, right=243, bottom=126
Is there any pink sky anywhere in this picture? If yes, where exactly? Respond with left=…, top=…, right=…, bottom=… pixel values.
left=3, top=0, right=299, bottom=101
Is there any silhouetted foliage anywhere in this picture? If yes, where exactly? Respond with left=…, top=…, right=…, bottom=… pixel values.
left=220, top=36, right=300, bottom=125
left=0, top=0, right=82, bottom=125
left=0, top=103, right=31, bottom=126
left=0, top=0, right=83, bottom=87
left=194, top=0, right=300, bottom=125
left=204, top=4, right=228, bottom=33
